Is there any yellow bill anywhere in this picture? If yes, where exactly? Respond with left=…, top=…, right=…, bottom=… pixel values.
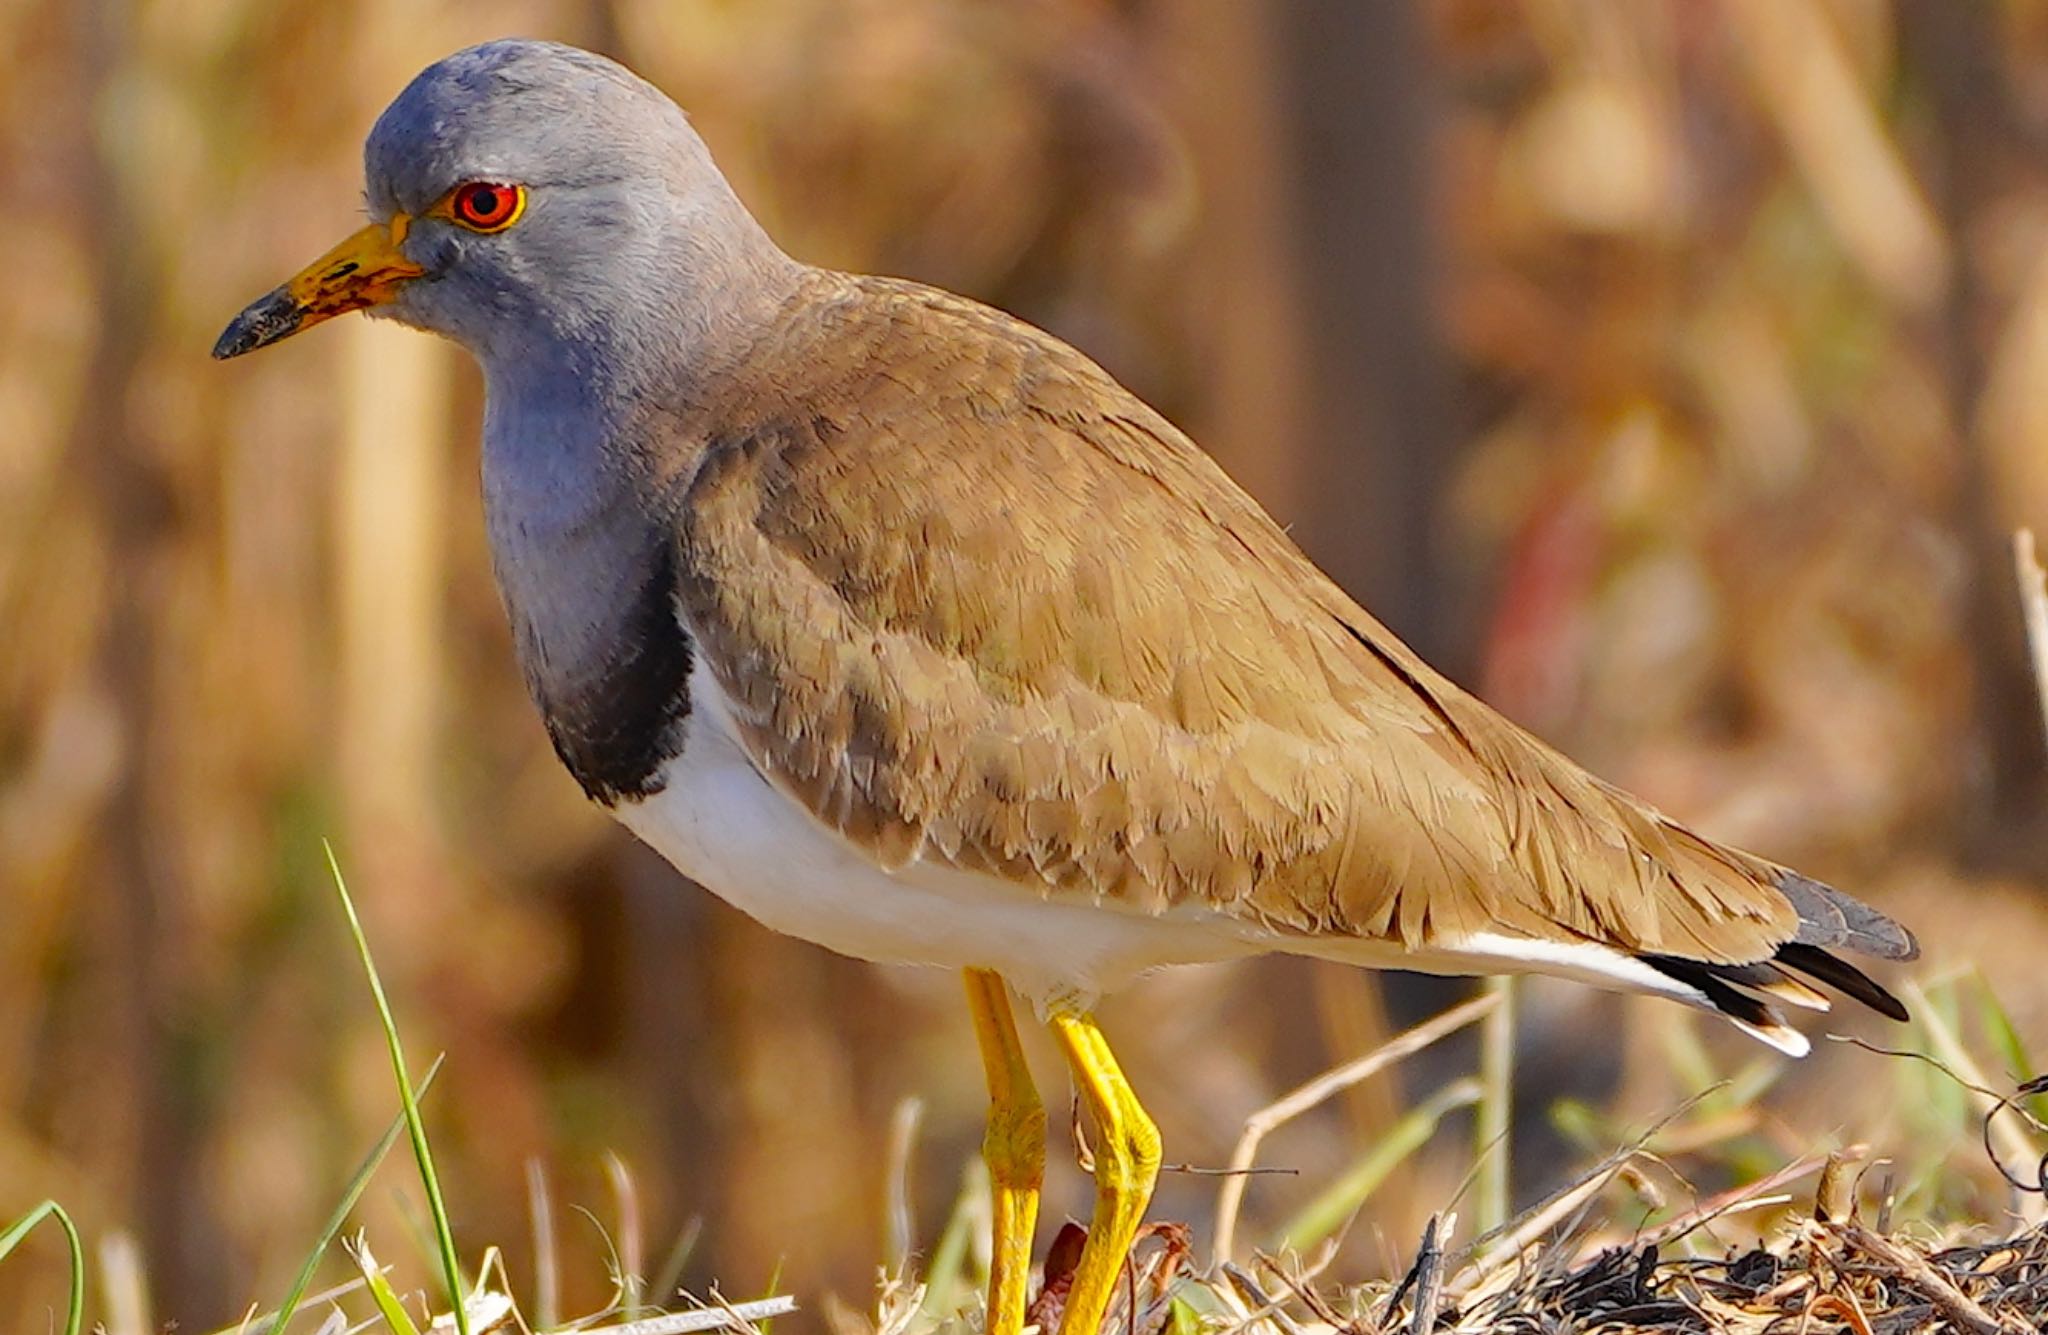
left=213, top=215, right=423, bottom=359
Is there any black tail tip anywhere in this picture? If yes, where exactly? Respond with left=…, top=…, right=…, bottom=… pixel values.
left=1774, top=941, right=1911, bottom=1022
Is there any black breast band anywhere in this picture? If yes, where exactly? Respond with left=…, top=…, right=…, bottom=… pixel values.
left=539, top=539, right=695, bottom=806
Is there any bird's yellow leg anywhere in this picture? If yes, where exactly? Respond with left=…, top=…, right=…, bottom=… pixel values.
left=1047, top=1006, right=1160, bottom=1335
left=964, top=969, right=1045, bottom=1335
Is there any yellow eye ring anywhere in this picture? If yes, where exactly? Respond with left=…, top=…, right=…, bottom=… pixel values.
left=447, top=181, right=526, bottom=232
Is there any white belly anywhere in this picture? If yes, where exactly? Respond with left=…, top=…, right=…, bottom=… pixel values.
left=613, top=667, right=1753, bottom=1032
left=613, top=662, right=1263, bottom=1004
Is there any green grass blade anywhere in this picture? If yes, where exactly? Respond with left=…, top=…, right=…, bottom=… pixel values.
left=914, top=1159, right=984, bottom=1324
left=324, top=841, right=470, bottom=1335
left=1273, top=1078, right=1483, bottom=1253
left=346, top=1235, right=424, bottom=1335
left=1973, top=969, right=2043, bottom=1121
left=253, top=1057, right=445, bottom=1335
left=757, top=1258, right=785, bottom=1335
left=647, top=1217, right=702, bottom=1313
left=0, top=1200, right=85, bottom=1335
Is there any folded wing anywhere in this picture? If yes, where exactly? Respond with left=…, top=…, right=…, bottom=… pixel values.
left=672, top=274, right=1915, bottom=1026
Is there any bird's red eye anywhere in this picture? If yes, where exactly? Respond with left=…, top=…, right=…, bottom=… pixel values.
left=450, top=181, right=525, bottom=232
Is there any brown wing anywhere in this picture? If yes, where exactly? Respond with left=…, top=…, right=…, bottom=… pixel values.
left=673, top=274, right=1844, bottom=965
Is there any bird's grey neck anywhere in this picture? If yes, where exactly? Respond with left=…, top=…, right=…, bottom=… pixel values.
left=480, top=358, right=698, bottom=806
left=472, top=184, right=801, bottom=805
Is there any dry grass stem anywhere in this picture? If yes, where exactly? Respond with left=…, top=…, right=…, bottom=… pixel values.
left=1621, top=1150, right=1833, bottom=1250
left=586, top=1294, right=801, bottom=1334
left=528, top=1160, right=560, bottom=1333
left=1474, top=977, right=1516, bottom=1237
left=884, top=1096, right=925, bottom=1275
left=1212, top=992, right=1500, bottom=1259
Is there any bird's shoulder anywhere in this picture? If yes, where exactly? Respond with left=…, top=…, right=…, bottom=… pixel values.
left=664, top=270, right=1797, bottom=959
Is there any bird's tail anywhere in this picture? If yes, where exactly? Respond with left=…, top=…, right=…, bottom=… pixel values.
left=1641, top=869, right=1917, bottom=1053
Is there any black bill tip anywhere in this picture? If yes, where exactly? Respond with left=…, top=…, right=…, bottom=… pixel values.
left=212, top=287, right=304, bottom=360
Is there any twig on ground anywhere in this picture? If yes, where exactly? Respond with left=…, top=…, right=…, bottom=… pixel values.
left=1407, top=1217, right=1444, bottom=1335
left=1220, top=1262, right=1305, bottom=1335
left=1839, top=1226, right=2019, bottom=1335
left=1377, top=1214, right=1435, bottom=1330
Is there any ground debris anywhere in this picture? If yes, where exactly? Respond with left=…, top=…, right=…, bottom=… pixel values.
left=1330, top=1215, right=2048, bottom=1335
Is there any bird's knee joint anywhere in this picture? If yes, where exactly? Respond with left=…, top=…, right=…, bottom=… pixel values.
left=1095, top=1113, right=1161, bottom=1194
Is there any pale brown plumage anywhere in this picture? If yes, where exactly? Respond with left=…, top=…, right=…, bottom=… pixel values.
left=673, top=272, right=1909, bottom=991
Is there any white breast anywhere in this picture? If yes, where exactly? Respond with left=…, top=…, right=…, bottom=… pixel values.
left=613, top=660, right=1263, bottom=1005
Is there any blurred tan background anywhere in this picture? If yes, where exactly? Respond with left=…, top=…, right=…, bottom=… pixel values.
left=7, top=0, right=2048, bottom=1329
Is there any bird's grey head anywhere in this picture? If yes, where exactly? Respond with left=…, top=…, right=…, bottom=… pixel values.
left=214, top=39, right=794, bottom=384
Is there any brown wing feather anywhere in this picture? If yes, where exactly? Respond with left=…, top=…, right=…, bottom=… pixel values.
left=673, top=273, right=1808, bottom=964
